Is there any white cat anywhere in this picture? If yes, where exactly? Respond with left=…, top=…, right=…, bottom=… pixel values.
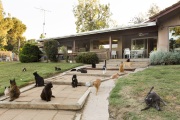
left=4, top=86, right=10, bottom=96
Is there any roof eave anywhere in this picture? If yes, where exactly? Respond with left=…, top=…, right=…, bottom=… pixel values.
left=37, top=22, right=156, bottom=41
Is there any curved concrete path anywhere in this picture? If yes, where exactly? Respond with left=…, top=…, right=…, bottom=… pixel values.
left=81, top=79, right=115, bottom=120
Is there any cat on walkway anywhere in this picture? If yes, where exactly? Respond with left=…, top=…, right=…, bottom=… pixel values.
left=93, top=79, right=101, bottom=95
left=41, top=82, right=55, bottom=102
left=9, top=79, right=20, bottom=101
left=33, top=71, right=45, bottom=87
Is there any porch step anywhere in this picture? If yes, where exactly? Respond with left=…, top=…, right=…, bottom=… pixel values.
left=98, top=59, right=150, bottom=68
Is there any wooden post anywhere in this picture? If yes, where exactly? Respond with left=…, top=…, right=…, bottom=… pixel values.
left=109, top=36, right=112, bottom=59
left=73, top=40, right=75, bottom=52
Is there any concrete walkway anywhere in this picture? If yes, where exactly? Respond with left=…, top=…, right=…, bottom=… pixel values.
left=81, top=79, right=115, bottom=120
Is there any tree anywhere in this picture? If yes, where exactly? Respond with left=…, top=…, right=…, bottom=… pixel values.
left=130, top=13, right=147, bottom=24
left=0, top=1, right=26, bottom=51
left=147, top=3, right=160, bottom=17
left=40, top=33, right=46, bottom=39
left=44, top=40, right=58, bottom=62
left=0, top=0, right=4, bottom=21
left=19, top=43, right=42, bottom=63
left=130, top=3, right=160, bottom=24
left=73, top=0, right=112, bottom=33
left=0, top=17, right=13, bottom=49
left=6, top=17, right=26, bottom=53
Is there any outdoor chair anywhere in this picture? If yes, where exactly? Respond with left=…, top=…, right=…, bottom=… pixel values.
left=123, top=48, right=130, bottom=58
left=111, top=50, right=117, bottom=59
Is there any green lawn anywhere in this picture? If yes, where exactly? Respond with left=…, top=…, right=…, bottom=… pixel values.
left=109, top=65, right=180, bottom=120
left=0, top=62, right=82, bottom=96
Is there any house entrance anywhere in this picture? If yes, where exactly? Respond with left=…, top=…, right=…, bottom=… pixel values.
left=131, top=37, right=157, bottom=58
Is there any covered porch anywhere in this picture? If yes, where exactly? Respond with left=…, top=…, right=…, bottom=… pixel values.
left=55, top=24, right=157, bottom=60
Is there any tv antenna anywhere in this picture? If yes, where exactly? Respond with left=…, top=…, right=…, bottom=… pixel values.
left=34, top=7, right=51, bottom=36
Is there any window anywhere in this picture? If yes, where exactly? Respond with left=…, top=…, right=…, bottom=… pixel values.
left=92, top=39, right=118, bottom=49
left=132, top=39, right=145, bottom=50
left=169, top=26, right=180, bottom=51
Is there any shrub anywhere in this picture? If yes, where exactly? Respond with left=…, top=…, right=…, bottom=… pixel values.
left=44, top=40, right=58, bottom=62
left=20, top=43, right=42, bottom=63
left=75, top=52, right=99, bottom=64
left=150, top=51, right=180, bottom=65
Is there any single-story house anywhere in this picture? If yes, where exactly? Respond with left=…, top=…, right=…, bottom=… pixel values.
left=38, top=1, right=180, bottom=60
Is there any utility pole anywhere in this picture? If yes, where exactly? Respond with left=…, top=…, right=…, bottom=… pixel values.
left=34, top=7, right=51, bottom=37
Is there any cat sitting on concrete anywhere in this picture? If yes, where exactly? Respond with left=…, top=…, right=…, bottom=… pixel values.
left=33, top=71, right=45, bottom=87
left=9, top=79, right=20, bottom=101
left=72, top=74, right=78, bottom=88
left=141, top=86, right=166, bottom=111
left=92, top=63, right=96, bottom=68
left=22, top=67, right=27, bottom=72
left=110, top=73, right=120, bottom=79
left=126, top=58, right=130, bottom=62
left=4, top=86, right=10, bottom=96
left=123, top=58, right=132, bottom=68
left=119, top=62, right=124, bottom=72
left=77, top=68, right=87, bottom=73
left=55, top=67, right=61, bottom=71
left=41, top=82, right=55, bottom=102
left=71, top=68, right=76, bottom=71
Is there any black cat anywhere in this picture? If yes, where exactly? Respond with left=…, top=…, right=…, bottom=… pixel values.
left=41, top=82, right=55, bottom=102
left=77, top=68, right=87, bottom=73
left=141, top=86, right=166, bottom=111
left=71, top=68, right=76, bottom=71
left=92, top=63, right=96, bottom=68
left=22, top=68, right=27, bottom=72
left=126, top=58, right=130, bottom=62
left=72, top=74, right=78, bottom=88
left=55, top=67, right=61, bottom=71
left=33, top=71, right=45, bottom=87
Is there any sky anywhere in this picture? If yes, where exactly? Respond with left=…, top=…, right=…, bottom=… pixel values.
left=1, top=0, right=179, bottom=40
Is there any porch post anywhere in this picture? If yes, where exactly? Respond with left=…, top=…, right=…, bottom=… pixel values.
left=73, top=40, right=75, bottom=52
left=109, top=36, right=112, bottom=59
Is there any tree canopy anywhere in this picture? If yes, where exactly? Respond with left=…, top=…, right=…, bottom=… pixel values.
left=147, top=3, right=160, bottom=17
left=0, top=1, right=26, bottom=53
left=73, top=0, right=113, bottom=33
left=130, top=3, right=160, bottom=24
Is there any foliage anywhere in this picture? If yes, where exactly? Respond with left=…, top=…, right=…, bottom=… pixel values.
left=26, top=39, right=37, bottom=45
left=0, top=1, right=26, bottom=52
left=147, top=3, right=160, bottom=17
left=19, top=43, right=42, bottom=63
left=6, top=17, right=26, bottom=53
left=130, top=3, right=160, bottom=24
left=0, top=62, right=82, bottom=96
left=170, top=26, right=180, bottom=37
left=149, top=51, right=180, bottom=65
left=0, top=17, right=13, bottom=48
left=40, top=33, right=46, bottom=39
left=130, top=13, right=147, bottom=24
left=59, top=46, right=68, bottom=62
left=43, top=40, right=59, bottom=62
left=0, top=0, right=3, bottom=21
left=75, top=52, right=99, bottom=64
left=73, top=0, right=113, bottom=33
left=109, top=65, right=180, bottom=119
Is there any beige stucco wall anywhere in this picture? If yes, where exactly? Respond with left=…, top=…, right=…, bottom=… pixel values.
left=157, top=14, right=180, bottom=51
